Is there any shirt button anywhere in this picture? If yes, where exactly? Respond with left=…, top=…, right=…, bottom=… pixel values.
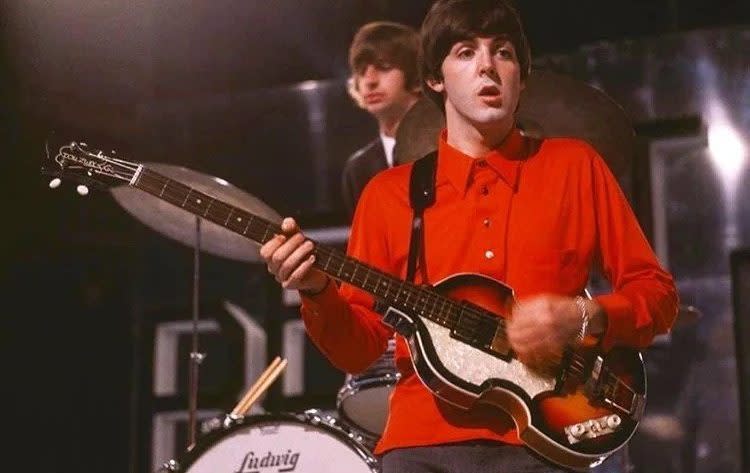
left=480, top=186, right=489, bottom=195
left=476, top=160, right=487, bottom=167
left=485, top=250, right=495, bottom=259
left=483, top=218, right=491, bottom=227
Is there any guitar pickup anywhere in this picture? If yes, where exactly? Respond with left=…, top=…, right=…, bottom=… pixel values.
left=451, top=304, right=489, bottom=345
left=450, top=304, right=512, bottom=359
left=488, top=325, right=512, bottom=357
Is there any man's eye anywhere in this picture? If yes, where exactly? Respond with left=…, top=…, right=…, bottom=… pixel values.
left=457, top=49, right=474, bottom=59
left=497, top=49, right=514, bottom=59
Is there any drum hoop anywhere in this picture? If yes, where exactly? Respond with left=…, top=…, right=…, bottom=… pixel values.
left=166, top=412, right=377, bottom=472
left=337, top=375, right=398, bottom=405
left=335, top=407, right=384, bottom=441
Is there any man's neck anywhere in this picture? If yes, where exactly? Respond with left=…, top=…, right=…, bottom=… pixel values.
left=378, top=117, right=401, bottom=138
left=376, top=96, right=419, bottom=137
left=445, top=117, right=515, bottom=158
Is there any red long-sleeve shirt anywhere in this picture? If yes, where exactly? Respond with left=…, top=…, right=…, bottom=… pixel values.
left=300, top=128, right=678, bottom=454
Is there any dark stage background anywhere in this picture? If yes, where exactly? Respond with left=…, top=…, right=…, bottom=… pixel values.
left=2, top=1, right=749, bottom=472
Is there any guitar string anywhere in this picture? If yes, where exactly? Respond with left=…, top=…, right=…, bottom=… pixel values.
left=95, top=160, right=634, bottom=406
left=78, top=151, right=636, bottom=401
left=134, top=166, right=636, bottom=400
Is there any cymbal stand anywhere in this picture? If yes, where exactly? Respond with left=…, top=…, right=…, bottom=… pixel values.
left=187, top=216, right=205, bottom=447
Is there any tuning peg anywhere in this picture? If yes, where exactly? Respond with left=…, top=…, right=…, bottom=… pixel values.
left=48, top=178, right=62, bottom=189
left=76, top=185, right=89, bottom=196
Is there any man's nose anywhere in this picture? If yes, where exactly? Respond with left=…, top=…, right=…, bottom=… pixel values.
left=476, top=48, right=495, bottom=77
left=362, top=65, right=379, bottom=85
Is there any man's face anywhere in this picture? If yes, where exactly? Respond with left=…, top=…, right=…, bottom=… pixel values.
left=429, top=36, right=523, bottom=133
left=354, top=61, right=416, bottom=119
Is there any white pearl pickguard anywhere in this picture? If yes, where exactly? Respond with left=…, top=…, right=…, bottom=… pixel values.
left=420, top=317, right=556, bottom=398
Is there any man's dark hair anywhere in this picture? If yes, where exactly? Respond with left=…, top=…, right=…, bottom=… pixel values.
left=349, top=21, right=421, bottom=91
left=420, top=0, right=531, bottom=110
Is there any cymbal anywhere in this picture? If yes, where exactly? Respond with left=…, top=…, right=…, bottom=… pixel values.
left=518, top=70, right=634, bottom=177
left=394, top=70, right=635, bottom=178
left=393, top=98, right=445, bottom=165
left=111, top=163, right=281, bottom=262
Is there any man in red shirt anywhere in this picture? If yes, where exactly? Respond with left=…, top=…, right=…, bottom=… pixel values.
left=260, top=0, right=678, bottom=471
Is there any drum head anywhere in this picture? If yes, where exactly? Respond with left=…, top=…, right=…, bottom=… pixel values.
left=339, top=383, right=393, bottom=436
left=170, top=413, right=377, bottom=473
left=337, top=338, right=399, bottom=437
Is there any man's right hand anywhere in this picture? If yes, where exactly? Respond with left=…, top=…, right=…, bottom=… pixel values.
left=259, top=217, right=330, bottom=293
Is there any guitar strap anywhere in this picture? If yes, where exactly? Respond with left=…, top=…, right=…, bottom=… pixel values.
left=372, top=151, right=437, bottom=316
left=406, top=151, right=438, bottom=284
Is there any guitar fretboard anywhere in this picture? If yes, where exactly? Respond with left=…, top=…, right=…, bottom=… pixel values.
left=134, top=167, right=504, bottom=347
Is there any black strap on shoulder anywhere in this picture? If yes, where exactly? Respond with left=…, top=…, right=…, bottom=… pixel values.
left=406, top=151, right=437, bottom=283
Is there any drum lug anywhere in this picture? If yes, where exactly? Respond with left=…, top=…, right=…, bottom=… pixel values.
left=227, top=412, right=244, bottom=423
left=159, top=459, right=180, bottom=472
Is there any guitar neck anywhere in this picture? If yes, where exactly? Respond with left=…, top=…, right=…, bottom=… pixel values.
left=133, top=166, right=461, bottom=330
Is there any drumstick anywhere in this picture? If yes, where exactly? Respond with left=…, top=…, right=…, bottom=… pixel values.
left=230, top=356, right=286, bottom=416
left=236, top=358, right=288, bottom=416
left=231, top=356, right=281, bottom=416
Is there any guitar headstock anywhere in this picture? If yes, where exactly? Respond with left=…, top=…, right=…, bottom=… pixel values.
left=41, top=138, right=139, bottom=193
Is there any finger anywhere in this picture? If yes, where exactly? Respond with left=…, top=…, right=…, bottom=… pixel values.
left=282, top=254, right=316, bottom=289
left=260, top=234, right=286, bottom=262
left=281, top=217, right=299, bottom=235
left=269, top=233, right=306, bottom=276
left=277, top=240, right=315, bottom=282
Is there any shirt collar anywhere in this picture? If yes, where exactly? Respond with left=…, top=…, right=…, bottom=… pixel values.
left=437, top=127, right=527, bottom=194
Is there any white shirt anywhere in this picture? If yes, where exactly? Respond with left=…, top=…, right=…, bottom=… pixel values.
left=380, top=133, right=396, bottom=168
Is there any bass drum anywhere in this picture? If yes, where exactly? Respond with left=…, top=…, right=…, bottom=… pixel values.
left=161, top=411, right=379, bottom=473
left=337, top=337, right=400, bottom=439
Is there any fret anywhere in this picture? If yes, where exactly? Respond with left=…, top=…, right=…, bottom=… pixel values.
left=334, top=260, right=343, bottom=279
left=224, top=207, right=234, bottom=226
left=429, top=293, right=440, bottom=320
left=181, top=188, right=192, bottom=207
left=397, top=281, right=406, bottom=306
left=351, top=263, right=359, bottom=284
left=159, top=179, right=169, bottom=197
left=441, top=298, right=451, bottom=325
left=203, top=197, right=214, bottom=217
left=242, top=216, right=251, bottom=236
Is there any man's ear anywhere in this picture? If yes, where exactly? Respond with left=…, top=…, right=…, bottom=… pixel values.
left=426, top=77, right=444, bottom=93
left=347, top=76, right=366, bottom=109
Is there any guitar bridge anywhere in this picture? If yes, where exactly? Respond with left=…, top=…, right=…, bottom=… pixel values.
left=564, top=414, right=622, bottom=445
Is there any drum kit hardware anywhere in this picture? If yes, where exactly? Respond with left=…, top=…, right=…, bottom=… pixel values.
left=96, top=70, right=639, bottom=472
left=111, top=163, right=283, bottom=447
